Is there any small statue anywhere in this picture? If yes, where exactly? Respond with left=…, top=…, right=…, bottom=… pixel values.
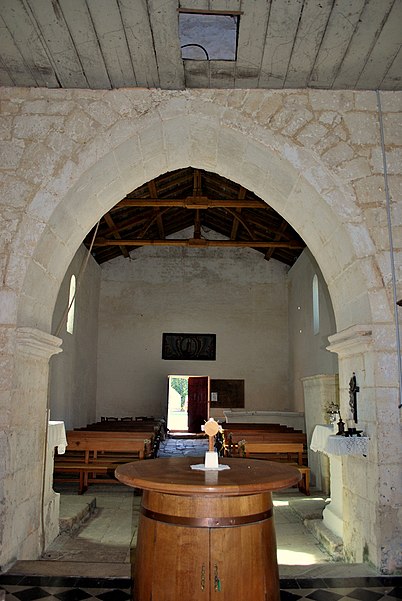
left=336, top=415, right=345, bottom=436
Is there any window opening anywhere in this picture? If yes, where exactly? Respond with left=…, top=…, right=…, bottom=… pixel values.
left=66, top=275, right=76, bottom=334
left=313, top=274, right=320, bottom=335
left=179, top=12, right=239, bottom=61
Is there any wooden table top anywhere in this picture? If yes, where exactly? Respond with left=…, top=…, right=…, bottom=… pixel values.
left=115, top=457, right=301, bottom=496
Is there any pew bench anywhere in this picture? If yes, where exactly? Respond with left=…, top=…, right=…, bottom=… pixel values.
left=244, top=442, right=310, bottom=496
left=54, top=431, right=149, bottom=494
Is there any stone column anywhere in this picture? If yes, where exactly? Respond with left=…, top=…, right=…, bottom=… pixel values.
left=302, top=374, right=339, bottom=494
left=326, top=325, right=375, bottom=562
left=1, top=327, right=62, bottom=568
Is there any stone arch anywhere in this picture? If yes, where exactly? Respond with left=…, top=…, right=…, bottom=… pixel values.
left=15, top=101, right=377, bottom=333
left=4, top=92, right=399, bottom=572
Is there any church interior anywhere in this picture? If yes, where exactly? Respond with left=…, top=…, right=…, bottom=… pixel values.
left=0, top=1, right=401, bottom=600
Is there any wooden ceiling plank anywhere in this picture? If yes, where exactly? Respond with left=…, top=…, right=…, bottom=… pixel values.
left=333, top=0, right=395, bottom=89
left=309, top=0, right=366, bottom=89
left=285, top=0, right=333, bottom=88
left=0, top=18, right=36, bottom=87
left=355, top=0, right=402, bottom=90
left=118, top=0, right=159, bottom=87
left=235, top=0, right=269, bottom=88
left=103, top=212, right=130, bottom=258
left=0, top=59, right=15, bottom=86
left=25, top=0, right=89, bottom=88
left=210, top=60, right=235, bottom=88
left=1, top=0, right=59, bottom=87
left=258, top=0, right=304, bottom=88
left=183, top=60, right=210, bottom=88
left=380, top=46, right=402, bottom=91
left=58, top=0, right=111, bottom=89
left=148, top=0, right=185, bottom=89
left=86, top=0, right=136, bottom=88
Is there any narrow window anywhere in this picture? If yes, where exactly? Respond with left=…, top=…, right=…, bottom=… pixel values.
left=67, top=275, right=76, bottom=334
left=313, top=274, right=320, bottom=335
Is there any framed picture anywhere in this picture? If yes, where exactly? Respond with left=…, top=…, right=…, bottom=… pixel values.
left=162, top=333, right=216, bottom=361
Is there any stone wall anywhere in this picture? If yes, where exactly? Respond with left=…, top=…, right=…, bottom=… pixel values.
left=0, top=87, right=401, bottom=571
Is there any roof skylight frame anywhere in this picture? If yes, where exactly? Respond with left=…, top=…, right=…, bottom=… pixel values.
left=178, top=8, right=242, bottom=62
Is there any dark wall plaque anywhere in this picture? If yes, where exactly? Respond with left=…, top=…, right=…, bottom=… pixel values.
left=210, top=379, right=245, bottom=408
left=162, top=333, right=216, bottom=361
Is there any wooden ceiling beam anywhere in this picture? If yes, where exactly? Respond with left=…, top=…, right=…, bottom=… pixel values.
left=93, top=238, right=305, bottom=248
left=117, top=198, right=267, bottom=209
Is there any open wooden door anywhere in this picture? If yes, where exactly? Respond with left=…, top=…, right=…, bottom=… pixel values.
left=187, top=376, right=210, bottom=433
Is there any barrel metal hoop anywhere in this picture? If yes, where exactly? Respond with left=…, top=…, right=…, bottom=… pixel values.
left=140, top=506, right=273, bottom=528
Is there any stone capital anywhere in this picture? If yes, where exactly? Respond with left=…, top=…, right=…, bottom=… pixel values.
left=16, top=327, right=62, bottom=360
left=327, top=324, right=372, bottom=358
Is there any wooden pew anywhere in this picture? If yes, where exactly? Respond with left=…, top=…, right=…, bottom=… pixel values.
left=224, top=430, right=307, bottom=463
left=54, top=431, right=150, bottom=494
left=244, top=442, right=310, bottom=496
left=223, top=422, right=300, bottom=432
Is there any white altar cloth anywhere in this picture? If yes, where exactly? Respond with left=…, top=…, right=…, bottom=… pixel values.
left=310, top=424, right=369, bottom=457
left=48, top=420, right=67, bottom=454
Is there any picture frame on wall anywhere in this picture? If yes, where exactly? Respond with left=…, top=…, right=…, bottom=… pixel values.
left=162, top=333, right=216, bottom=361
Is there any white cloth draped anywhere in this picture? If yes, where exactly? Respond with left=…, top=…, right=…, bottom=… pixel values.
left=310, top=424, right=368, bottom=457
left=48, top=420, right=67, bottom=454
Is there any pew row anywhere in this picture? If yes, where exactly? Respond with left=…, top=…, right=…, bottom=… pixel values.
left=244, top=442, right=310, bottom=496
left=53, top=431, right=151, bottom=494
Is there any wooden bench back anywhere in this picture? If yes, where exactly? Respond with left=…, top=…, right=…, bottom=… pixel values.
left=66, top=431, right=147, bottom=453
left=226, top=431, right=306, bottom=444
left=71, top=429, right=154, bottom=440
left=245, top=442, right=304, bottom=465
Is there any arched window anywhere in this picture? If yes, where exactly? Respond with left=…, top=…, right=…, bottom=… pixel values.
left=67, top=275, right=76, bottom=334
left=313, top=274, right=320, bottom=335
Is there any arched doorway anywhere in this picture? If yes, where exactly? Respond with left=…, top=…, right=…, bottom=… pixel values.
left=1, top=90, right=399, bottom=573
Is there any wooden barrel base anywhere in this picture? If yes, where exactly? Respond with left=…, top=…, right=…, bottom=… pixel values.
left=133, top=490, right=279, bottom=601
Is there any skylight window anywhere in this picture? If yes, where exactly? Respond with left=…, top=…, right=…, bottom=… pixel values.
left=179, top=12, right=239, bottom=61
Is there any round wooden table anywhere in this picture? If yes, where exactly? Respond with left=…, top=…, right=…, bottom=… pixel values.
left=116, top=457, right=301, bottom=601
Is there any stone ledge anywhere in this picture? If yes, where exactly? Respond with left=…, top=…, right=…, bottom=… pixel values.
left=305, top=518, right=344, bottom=560
left=58, top=495, right=96, bottom=534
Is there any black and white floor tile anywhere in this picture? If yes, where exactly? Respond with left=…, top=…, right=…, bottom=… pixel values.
left=0, top=575, right=400, bottom=601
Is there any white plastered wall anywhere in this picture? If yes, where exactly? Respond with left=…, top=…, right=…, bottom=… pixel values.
left=0, top=88, right=401, bottom=572
left=97, top=243, right=290, bottom=418
left=49, top=245, right=101, bottom=430
left=288, top=249, right=338, bottom=409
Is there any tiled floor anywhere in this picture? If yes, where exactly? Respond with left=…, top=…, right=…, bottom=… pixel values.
left=1, top=438, right=401, bottom=599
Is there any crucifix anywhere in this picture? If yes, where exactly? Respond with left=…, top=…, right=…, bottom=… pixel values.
left=349, top=372, right=359, bottom=423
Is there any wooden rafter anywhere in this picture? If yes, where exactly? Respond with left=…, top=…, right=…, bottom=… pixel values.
left=264, top=221, right=289, bottom=261
left=231, top=187, right=246, bottom=240
left=103, top=212, right=130, bottom=258
left=117, top=198, right=267, bottom=209
left=85, top=167, right=305, bottom=265
left=93, top=238, right=304, bottom=249
left=148, top=180, right=165, bottom=239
